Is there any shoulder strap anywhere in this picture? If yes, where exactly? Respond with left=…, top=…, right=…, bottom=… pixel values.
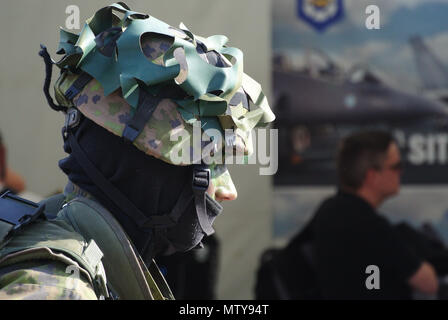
left=39, top=193, right=66, bottom=219
left=0, top=192, right=46, bottom=248
left=61, top=197, right=173, bottom=300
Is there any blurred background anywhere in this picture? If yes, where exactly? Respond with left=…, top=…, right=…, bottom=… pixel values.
left=1, top=0, right=448, bottom=299
left=273, top=0, right=448, bottom=244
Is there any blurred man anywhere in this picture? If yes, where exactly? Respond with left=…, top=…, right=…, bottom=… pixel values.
left=312, top=130, right=438, bottom=299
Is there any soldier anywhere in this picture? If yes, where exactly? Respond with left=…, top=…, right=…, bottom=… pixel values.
left=0, top=2, right=274, bottom=299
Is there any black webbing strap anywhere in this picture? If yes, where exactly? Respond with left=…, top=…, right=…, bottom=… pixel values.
left=123, top=90, right=161, bottom=142
left=38, top=44, right=66, bottom=112
left=65, top=72, right=94, bottom=100
left=192, top=165, right=215, bottom=236
left=0, top=191, right=46, bottom=246
left=66, top=124, right=176, bottom=229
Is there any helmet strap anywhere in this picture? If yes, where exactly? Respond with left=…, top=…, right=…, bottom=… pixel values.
left=192, top=165, right=215, bottom=236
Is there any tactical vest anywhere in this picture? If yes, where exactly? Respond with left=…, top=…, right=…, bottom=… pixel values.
left=0, top=191, right=174, bottom=300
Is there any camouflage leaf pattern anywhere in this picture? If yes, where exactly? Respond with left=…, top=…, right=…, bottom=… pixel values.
left=53, top=2, right=275, bottom=165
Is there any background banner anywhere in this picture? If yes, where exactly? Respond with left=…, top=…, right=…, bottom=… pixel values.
left=272, top=0, right=448, bottom=241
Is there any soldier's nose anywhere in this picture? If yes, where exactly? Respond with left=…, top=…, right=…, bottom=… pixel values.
left=206, top=182, right=237, bottom=202
left=214, top=187, right=237, bottom=202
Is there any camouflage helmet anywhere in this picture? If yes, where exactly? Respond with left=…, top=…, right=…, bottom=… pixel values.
left=50, top=2, right=275, bottom=166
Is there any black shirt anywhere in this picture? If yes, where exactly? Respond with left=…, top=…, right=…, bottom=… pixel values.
left=312, top=191, right=422, bottom=299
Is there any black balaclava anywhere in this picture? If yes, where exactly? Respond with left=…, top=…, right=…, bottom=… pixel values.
left=59, top=116, right=221, bottom=263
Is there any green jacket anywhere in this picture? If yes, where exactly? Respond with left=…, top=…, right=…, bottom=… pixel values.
left=0, top=186, right=173, bottom=300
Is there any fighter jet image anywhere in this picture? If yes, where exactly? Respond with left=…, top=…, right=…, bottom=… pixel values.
left=410, top=35, right=448, bottom=105
left=273, top=50, right=448, bottom=186
left=273, top=50, right=448, bottom=125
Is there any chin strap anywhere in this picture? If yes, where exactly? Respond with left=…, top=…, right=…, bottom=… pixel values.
left=192, top=165, right=215, bottom=236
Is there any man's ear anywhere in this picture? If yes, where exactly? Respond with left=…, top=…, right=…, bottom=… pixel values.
left=363, top=168, right=377, bottom=187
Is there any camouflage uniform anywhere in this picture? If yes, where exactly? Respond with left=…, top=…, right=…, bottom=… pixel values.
left=0, top=2, right=274, bottom=300
left=0, top=260, right=97, bottom=300
left=0, top=182, right=174, bottom=300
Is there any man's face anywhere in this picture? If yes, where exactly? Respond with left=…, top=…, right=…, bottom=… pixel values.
left=373, top=142, right=402, bottom=199
left=207, top=165, right=237, bottom=202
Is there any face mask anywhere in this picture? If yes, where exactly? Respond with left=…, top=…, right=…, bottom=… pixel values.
left=160, top=193, right=223, bottom=256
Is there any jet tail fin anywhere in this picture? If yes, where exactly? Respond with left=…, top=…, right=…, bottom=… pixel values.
left=409, top=35, right=448, bottom=90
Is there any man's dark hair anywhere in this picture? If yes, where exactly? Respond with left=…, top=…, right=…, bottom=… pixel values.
left=337, top=130, right=395, bottom=190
